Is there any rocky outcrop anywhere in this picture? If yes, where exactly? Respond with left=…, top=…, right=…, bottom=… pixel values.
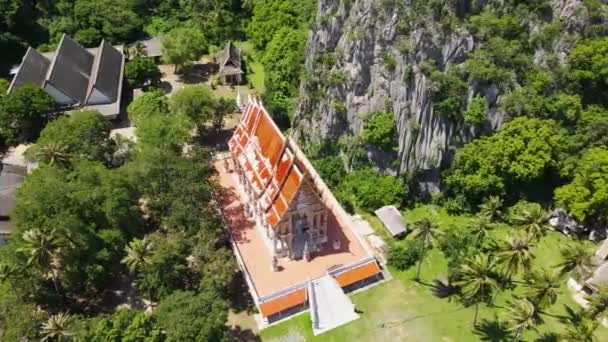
left=293, top=0, right=598, bottom=187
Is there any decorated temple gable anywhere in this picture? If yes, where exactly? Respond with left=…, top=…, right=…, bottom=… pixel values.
left=273, top=178, right=329, bottom=259
left=228, top=99, right=329, bottom=260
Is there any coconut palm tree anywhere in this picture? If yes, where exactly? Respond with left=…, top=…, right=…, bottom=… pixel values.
left=35, top=142, right=71, bottom=167
left=41, top=312, right=73, bottom=342
left=496, top=233, right=535, bottom=277
left=505, top=298, right=543, bottom=342
left=127, top=41, right=148, bottom=59
left=121, top=238, right=153, bottom=274
left=513, top=206, right=550, bottom=241
left=479, top=196, right=503, bottom=222
left=0, top=262, right=19, bottom=291
left=563, top=320, right=598, bottom=342
left=17, top=228, right=64, bottom=294
left=469, top=214, right=493, bottom=247
left=562, top=308, right=598, bottom=342
left=454, top=253, right=500, bottom=326
left=585, top=285, right=608, bottom=319
left=411, top=217, right=443, bottom=280
left=525, top=268, right=562, bottom=309
left=557, top=242, right=594, bottom=280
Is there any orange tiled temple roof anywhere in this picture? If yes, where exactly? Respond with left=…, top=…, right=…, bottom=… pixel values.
left=228, top=101, right=304, bottom=229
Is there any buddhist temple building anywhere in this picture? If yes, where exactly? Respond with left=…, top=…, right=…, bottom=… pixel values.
left=216, top=98, right=383, bottom=332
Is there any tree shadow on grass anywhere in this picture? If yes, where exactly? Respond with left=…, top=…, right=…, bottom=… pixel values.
left=430, top=278, right=459, bottom=298
left=473, top=318, right=514, bottom=342
left=535, top=332, right=560, bottom=342
left=227, top=326, right=261, bottom=342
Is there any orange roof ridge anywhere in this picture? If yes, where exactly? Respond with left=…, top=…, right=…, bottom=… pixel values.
left=229, top=100, right=305, bottom=229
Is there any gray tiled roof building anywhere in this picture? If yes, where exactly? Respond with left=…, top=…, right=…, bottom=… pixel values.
left=8, top=34, right=125, bottom=119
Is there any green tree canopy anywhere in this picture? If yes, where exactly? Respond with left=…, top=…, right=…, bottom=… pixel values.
left=555, top=147, right=608, bottom=226
left=247, top=0, right=314, bottom=50
left=161, top=27, right=207, bottom=72
left=28, top=110, right=112, bottom=165
left=10, top=162, right=141, bottom=297
left=568, top=37, right=608, bottom=106
left=169, top=85, right=217, bottom=125
left=336, top=168, right=406, bottom=212
left=125, top=58, right=162, bottom=90
left=261, top=26, right=307, bottom=126
left=127, top=146, right=216, bottom=229
left=525, top=268, right=562, bottom=309
left=454, top=253, right=500, bottom=326
left=128, top=90, right=171, bottom=126
left=133, top=232, right=191, bottom=301
left=155, top=290, right=229, bottom=342
left=312, top=156, right=346, bottom=188
left=0, top=85, right=55, bottom=145
left=79, top=310, right=164, bottom=341
left=135, top=112, right=193, bottom=151
left=0, top=296, right=45, bottom=341
left=444, top=117, right=564, bottom=209
left=47, top=0, right=143, bottom=46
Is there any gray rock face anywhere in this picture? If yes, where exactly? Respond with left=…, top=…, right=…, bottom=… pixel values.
left=548, top=208, right=584, bottom=236
left=293, top=0, right=594, bottom=186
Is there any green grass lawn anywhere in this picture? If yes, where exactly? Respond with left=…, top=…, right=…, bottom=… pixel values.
left=260, top=205, right=608, bottom=341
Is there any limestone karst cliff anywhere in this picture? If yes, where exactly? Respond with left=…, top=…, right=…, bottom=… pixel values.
left=293, top=0, right=604, bottom=189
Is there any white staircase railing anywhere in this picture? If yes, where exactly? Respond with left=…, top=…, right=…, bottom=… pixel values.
left=310, top=275, right=359, bottom=335
left=308, top=280, right=318, bottom=329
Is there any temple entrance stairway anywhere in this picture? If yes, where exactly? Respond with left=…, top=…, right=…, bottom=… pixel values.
left=309, top=275, right=359, bottom=335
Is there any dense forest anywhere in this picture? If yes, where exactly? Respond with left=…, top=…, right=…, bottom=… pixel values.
left=0, top=1, right=318, bottom=340
left=0, top=0, right=248, bottom=68
left=2, top=0, right=608, bottom=340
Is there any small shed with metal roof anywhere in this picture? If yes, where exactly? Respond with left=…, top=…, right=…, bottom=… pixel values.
left=374, top=205, right=407, bottom=239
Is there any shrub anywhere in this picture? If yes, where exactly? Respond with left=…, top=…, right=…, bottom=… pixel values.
left=430, top=69, right=468, bottom=120
left=398, top=38, right=412, bottom=54
left=362, top=111, right=396, bottom=151
left=464, top=96, right=487, bottom=124
left=434, top=97, right=463, bottom=119
left=388, top=240, right=424, bottom=270
left=443, top=194, right=470, bottom=214
left=337, top=168, right=406, bottom=211
left=419, top=60, right=437, bottom=76
left=506, top=200, right=543, bottom=225
left=382, top=51, right=396, bottom=71
left=403, top=65, right=414, bottom=83
left=327, top=70, right=349, bottom=86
